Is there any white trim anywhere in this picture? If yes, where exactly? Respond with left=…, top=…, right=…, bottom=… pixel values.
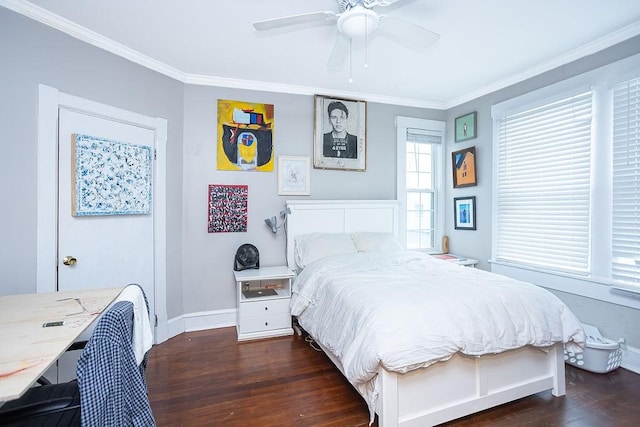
left=621, top=344, right=640, bottom=374
left=395, top=117, right=445, bottom=250
left=0, top=0, right=442, bottom=109
left=491, top=52, right=640, bottom=119
left=396, top=119, right=408, bottom=248
left=611, top=287, right=640, bottom=299
left=162, top=316, right=186, bottom=343
left=36, top=84, right=169, bottom=344
left=36, top=85, right=59, bottom=294
left=490, top=261, right=640, bottom=311
left=186, top=74, right=445, bottom=109
left=0, top=0, right=185, bottom=81
left=183, top=309, right=236, bottom=333
left=490, top=53, right=640, bottom=305
left=449, top=21, right=640, bottom=109
left=5, top=0, right=638, bottom=109
left=152, top=117, right=168, bottom=344
left=164, top=308, right=272, bottom=341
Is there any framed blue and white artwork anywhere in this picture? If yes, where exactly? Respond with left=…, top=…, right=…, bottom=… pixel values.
left=72, top=133, right=152, bottom=216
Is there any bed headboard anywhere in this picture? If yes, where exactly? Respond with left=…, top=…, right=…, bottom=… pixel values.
left=285, top=200, right=399, bottom=269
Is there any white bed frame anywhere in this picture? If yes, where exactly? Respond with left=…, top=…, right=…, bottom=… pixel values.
left=286, top=200, right=566, bottom=427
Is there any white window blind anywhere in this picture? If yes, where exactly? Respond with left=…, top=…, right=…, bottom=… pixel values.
left=407, top=128, right=442, bottom=144
left=495, top=91, right=593, bottom=273
left=612, top=77, right=640, bottom=285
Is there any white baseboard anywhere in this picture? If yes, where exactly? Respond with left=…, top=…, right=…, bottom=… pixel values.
left=622, top=344, right=640, bottom=374
left=154, top=315, right=183, bottom=344
left=155, top=308, right=238, bottom=344
left=184, top=308, right=236, bottom=332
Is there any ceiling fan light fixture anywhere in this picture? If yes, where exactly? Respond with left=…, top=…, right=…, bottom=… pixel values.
left=338, top=6, right=379, bottom=39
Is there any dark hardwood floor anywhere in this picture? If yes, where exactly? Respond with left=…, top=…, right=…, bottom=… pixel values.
left=146, top=327, right=640, bottom=426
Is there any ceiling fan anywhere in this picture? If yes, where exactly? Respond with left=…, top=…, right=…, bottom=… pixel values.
left=253, top=0, right=440, bottom=68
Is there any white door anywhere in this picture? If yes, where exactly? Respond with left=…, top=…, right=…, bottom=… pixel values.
left=57, top=109, right=156, bottom=313
left=50, top=109, right=156, bottom=382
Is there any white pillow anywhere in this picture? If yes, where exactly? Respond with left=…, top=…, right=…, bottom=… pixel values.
left=294, top=233, right=357, bottom=269
left=351, top=232, right=404, bottom=253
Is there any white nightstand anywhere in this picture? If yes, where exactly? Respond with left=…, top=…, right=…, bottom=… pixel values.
left=234, top=266, right=295, bottom=341
left=432, top=254, right=479, bottom=268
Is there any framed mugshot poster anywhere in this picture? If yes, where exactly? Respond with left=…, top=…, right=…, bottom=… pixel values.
left=313, top=95, right=366, bottom=171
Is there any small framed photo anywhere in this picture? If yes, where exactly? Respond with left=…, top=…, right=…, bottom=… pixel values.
left=452, top=146, right=477, bottom=188
left=313, top=95, right=366, bottom=171
left=454, top=196, right=476, bottom=230
left=454, top=111, right=477, bottom=142
left=278, top=156, right=310, bottom=195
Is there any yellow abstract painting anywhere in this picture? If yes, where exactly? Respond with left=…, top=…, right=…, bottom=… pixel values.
left=217, top=99, right=274, bottom=171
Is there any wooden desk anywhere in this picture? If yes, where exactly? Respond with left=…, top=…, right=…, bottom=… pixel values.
left=0, top=287, right=124, bottom=403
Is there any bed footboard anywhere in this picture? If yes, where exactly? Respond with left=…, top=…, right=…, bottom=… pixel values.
left=377, top=343, right=566, bottom=427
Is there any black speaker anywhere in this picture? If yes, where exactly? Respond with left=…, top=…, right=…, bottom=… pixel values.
left=234, top=244, right=260, bottom=271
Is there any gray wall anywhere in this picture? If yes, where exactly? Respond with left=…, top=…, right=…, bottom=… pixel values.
left=2, top=6, right=638, bottom=346
left=0, top=7, right=442, bottom=319
left=181, top=85, right=443, bottom=314
left=0, top=9, right=185, bottom=319
left=445, top=35, right=640, bottom=346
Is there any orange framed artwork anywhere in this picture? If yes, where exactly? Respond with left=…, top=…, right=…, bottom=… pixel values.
left=452, top=146, right=477, bottom=188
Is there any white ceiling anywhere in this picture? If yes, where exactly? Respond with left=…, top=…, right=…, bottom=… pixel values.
left=6, top=0, right=640, bottom=108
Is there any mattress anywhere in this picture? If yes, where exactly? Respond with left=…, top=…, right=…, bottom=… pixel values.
left=290, top=251, right=585, bottom=415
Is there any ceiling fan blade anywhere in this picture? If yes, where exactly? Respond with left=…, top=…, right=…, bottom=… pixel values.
left=253, top=11, right=337, bottom=31
left=327, top=33, right=350, bottom=67
left=377, top=15, right=440, bottom=49
left=368, top=0, right=404, bottom=7
left=360, top=0, right=415, bottom=10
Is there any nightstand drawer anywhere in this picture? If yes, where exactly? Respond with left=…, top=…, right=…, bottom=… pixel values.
left=241, top=298, right=290, bottom=317
left=240, top=313, right=291, bottom=334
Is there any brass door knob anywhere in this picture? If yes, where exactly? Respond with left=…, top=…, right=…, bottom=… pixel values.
left=62, top=256, right=77, bottom=266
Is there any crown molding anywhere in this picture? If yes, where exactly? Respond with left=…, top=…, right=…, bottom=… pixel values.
left=3, top=0, right=639, bottom=111
left=0, top=0, right=445, bottom=108
left=0, top=0, right=186, bottom=81
left=445, top=20, right=640, bottom=109
left=185, top=74, right=445, bottom=109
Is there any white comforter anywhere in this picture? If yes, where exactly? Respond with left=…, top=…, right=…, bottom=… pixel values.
left=290, top=251, right=584, bottom=418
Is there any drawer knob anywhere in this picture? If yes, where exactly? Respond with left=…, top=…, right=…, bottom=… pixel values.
left=264, top=306, right=268, bottom=311
left=265, top=322, right=269, bottom=326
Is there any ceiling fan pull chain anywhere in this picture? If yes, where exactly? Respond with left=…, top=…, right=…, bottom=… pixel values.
left=349, top=37, right=353, bottom=83
left=364, top=16, right=369, bottom=69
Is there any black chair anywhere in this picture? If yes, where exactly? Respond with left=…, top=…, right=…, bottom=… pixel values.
left=0, top=287, right=154, bottom=426
left=0, top=379, right=81, bottom=426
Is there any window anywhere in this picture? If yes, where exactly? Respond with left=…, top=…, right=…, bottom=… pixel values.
left=396, top=117, right=445, bottom=251
left=494, top=91, right=593, bottom=274
left=492, top=63, right=640, bottom=292
left=612, top=77, right=640, bottom=285
left=406, top=136, right=435, bottom=248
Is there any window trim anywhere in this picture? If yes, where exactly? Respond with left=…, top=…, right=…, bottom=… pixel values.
left=490, top=52, right=640, bottom=310
left=396, top=116, right=445, bottom=251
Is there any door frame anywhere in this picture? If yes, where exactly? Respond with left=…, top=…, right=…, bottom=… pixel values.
left=36, top=84, right=169, bottom=344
